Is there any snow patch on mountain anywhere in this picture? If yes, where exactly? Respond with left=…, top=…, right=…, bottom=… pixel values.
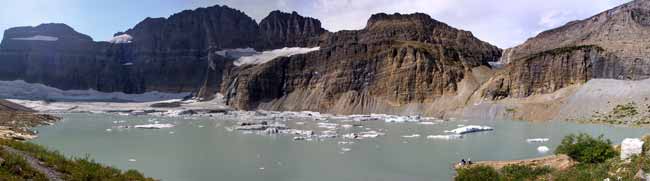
left=0, top=80, right=189, bottom=102
left=108, top=34, right=133, bottom=44
left=11, top=35, right=59, bottom=41
left=217, top=47, right=320, bottom=66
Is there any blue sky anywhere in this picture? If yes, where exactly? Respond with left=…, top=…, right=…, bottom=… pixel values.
left=0, top=0, right=631, bottom=48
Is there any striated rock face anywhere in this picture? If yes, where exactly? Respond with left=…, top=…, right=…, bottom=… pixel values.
left=480, top=45, right=605, bottom=99
left=0, top=5, right=257, bottom=94
left=258, top=11, right=327, bottom=49
left=223, top=13, right=501, bottom=115
left=482, top=0, right=650, bottom=100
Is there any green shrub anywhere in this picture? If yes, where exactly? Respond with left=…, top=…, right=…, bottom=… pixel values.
left=455, top=165, right=500, bottom=181
left=555, top=133, right=616, bottom=163
left=551, top=162, right=610, bottom=181
left=500, top=164, right=553, bottom=180
left=0, top=148, right=48, bottom=180
left=0, top=140, right=154, bottom=180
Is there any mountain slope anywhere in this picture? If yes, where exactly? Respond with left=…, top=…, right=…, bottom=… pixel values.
left=222, top=13, right=501, bottom=115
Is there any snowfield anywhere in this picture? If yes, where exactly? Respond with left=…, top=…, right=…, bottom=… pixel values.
left=216, top=47, right=320, bottom=66
left=108, top=34, right=133, bottom=44
left=11, top=35, right=59, bottom=41
left=0, top=80, right=190, bottom=102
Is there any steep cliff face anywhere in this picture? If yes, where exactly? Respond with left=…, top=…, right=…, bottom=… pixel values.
left=223, top=13, right=501, bottom=115
left=481, top=0, right=650, bottom=100
left=122, top=5, right=259, bottom=53
left=0, top=5, right=257, bottom=94
left=258, top=11, right=327, bottom=49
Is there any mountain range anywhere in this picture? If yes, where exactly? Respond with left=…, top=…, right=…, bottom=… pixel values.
left=2, top=0, right=650, bottom=121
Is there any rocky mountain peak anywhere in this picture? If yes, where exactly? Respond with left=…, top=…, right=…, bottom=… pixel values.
left=1, top=23, right=92, bottom=43
left=258, top=10, right=327, bottom=49
left=365, top=12, right=440, bottom=31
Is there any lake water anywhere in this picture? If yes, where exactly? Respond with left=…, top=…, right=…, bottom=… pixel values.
left=31, top=113, right=650, bottom=181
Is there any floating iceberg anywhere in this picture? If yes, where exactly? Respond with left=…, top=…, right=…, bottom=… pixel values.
left=134, top=123, right=175, bottom=129
left=526, top=138, right=550, bottom=143
left=359, top=131, right=384, bottom=138
left=401, top=134, right=421, bottom=138
left=384, top=116, right=420, bottom=123
left=418, top=122, right=436, bottom=125
left=317, top=122, right=338, bottom=130
left=537, top=146, right=550, bottom=153
left=426, top=134, right=463, bottom=140
left=444, top=125, right=493, bottom=134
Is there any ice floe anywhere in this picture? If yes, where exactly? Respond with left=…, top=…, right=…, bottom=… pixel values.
left=526, top=138, right=550, bottom=143
left=134, top=123, right=175, bottom=129
left=537, top=146, right=550, bottom=153
left=426, top=134, right=463, bottom=140
left=401, top=134, right=421, bottom=138
left=444, top=125, right=493, bottom=134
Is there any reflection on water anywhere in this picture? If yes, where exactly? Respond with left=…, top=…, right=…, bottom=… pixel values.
left=32, top=113, right=650, bottom=181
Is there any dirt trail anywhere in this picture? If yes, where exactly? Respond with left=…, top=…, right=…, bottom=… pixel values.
left=455, top=154, right=575, bottom=171
left=2, top=146, right=63, bottom=181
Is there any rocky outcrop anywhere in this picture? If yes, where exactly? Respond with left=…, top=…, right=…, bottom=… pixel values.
left=0, top=99, right=59, bottom=140
left=257, top=11, right=327, bottom=49
left=223, top=13, right=501, bottom=115
left=480, top=0, right=650, bottom=100
left=0, top=5, right=258, bottom=94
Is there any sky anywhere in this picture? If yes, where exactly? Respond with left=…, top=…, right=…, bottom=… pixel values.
left=0, top=0, right=632, bottom=48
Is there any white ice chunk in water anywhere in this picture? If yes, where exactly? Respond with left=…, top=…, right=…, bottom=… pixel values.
left=426, top=134, right=463, bottom=140
left=537, top=146, right=550, bottom=153
left=444, top=125, right=493, bottom=134
left=401, top=134, right=421, bottom=138
left=527, top=138, right=550, bottom=143
left=134, top=123, right=175, bottom=129
left=621, top=138, right=644, bottom=160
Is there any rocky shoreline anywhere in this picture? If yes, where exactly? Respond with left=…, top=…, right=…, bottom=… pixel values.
left=0, top=100, right=60, bottom=140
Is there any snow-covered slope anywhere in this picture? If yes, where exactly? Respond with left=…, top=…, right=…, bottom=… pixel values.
left=11, top=35, right=59, bottom=41
left=0, top=80, right=189, bottom=102
left=216, top=47, right=320, bottom=66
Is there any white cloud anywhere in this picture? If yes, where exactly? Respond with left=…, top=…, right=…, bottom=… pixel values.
left=221, top=0, right=630, bottom=48
left=0, top=0, right=633, bottom=49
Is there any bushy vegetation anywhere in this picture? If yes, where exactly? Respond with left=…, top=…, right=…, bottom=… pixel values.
left=554, top=133, right=616, bottom=163
left=455, top=164, right=552, bottom=181
left=500, top=164, right=553, bottom=180
left=0, top=148, right=48, bottom=180
left=455, top=165, right=500, bottom=181
left=556, top=134, right=616, bottom=163
left=0, top=139, right=154, bottom=181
